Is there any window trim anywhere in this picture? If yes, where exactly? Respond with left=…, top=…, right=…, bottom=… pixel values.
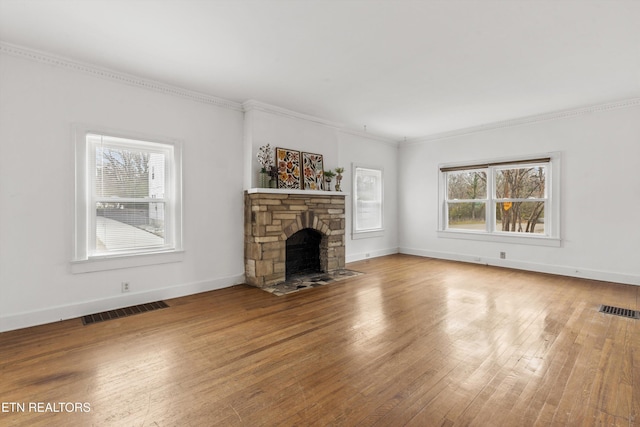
left=352, top=163, right=384, bottom=239
left=438, top=152, right=561, bottom=247
left=72, top=124, right=184, bottom=272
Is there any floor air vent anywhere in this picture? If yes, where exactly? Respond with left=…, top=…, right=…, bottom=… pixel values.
left=598, top=305, right=640, bottom=320
left=82, top=301, right=169, bottom=325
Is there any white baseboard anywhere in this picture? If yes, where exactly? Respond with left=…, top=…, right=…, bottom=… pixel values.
left=346, top=247, right=399, bottom=264
left=399, top=247, right=640, bottom=286
left=0, top=273, right=245, bottom=333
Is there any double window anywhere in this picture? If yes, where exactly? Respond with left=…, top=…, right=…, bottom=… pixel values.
left=439, top=154, right=560, bottom=245
left=74, top=127, right=183, bottom=269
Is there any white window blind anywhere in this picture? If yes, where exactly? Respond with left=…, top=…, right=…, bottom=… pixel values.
left=87, top=134, right=175, bottom=257
left=353, top=165, right=384, bottom=235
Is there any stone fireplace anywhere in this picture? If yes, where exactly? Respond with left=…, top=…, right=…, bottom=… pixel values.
left=244, top=189, right=347, bottom=288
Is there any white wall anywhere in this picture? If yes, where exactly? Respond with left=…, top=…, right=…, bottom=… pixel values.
left=0, top=53, right=246, bottom=331
left=398, top=104, right=640, bottom=285
left=243, top=105, right=399, bottom=262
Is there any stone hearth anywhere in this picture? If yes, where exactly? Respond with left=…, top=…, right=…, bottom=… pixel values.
left=244, top=189, right=347, bottom=288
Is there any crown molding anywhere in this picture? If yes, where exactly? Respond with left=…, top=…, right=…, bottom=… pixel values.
left=242, top=99, right=345, bottom=128
left=1, top=42, right=395, bottom=143
left=337, top=127, right=398, bottom=146
left=0, top=42, right=243, bottom=112
left=7, top=41, right=633, bottom=146
left=242, top=99, right=397, bottom=145
left=402, top=97, right=640, bottom=146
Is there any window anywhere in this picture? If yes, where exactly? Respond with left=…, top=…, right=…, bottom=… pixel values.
left=74, top=126, right=183, bottom=270
left=353, top=165, right=383, bottom=238
left=445, top=169, right=488, bottom=232
left=439, top=154, right=560, bottom=246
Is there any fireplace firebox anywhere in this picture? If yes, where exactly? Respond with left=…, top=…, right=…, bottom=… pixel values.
left=286, top=228, right=322, bottom=279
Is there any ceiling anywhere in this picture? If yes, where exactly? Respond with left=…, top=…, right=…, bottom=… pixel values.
left=1, top=0, right=638, bottom=140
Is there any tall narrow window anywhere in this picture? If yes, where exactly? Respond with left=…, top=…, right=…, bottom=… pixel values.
left=353, top=165, right=383, bottom=238
left=74, top=128, right=182, bottom=264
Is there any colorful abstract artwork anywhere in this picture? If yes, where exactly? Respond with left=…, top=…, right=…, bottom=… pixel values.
left=276, top=148, right=301, bottom=189
left=302, top=152, right=324, bottom=190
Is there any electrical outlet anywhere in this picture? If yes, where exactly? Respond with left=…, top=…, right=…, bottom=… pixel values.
left=121, top=282, right=130, bottom=293
left=365, top=253, right=370, bottom=258
left=500, top=252, right=506, bottom=259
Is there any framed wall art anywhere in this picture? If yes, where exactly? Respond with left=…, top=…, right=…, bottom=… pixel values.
left=302, top=152, right=324, bottom=190
left=276, top=147, right=301, bottom=189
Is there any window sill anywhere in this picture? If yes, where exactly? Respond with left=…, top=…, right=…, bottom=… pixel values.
left=71, top=250, right=185, bottom=274
left=438, top=230, right=561, bottom=247
left=352, top=229, right=385, bottom=240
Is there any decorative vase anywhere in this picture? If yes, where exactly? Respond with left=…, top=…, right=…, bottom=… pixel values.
left=258, top=171, right=270, bottom=188
left=335, top=173, right=343, bottom=192
left=324, top=178, right=332, bottom=191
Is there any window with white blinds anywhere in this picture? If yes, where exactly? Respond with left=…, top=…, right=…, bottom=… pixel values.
left=353, top=165, right=384, bottom=238
left=74, top=129, right=182, bottom=263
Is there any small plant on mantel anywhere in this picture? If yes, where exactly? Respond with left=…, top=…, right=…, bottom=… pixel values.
left=256, top=144, right=274, bottom=187
left=334, top=167, right=344, bottom=191
left=257, top=144, right=274, bottom=173
left=323, top=170, right=336, bottom=191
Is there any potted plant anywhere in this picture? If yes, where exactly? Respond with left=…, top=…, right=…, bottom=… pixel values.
left=334, top=167, right=344, bottom=191
left=323, top=170, right=336, bottom=191
left=256, top=144, right=274, bottom=188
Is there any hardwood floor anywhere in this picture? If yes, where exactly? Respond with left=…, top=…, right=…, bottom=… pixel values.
left=1, top=254, right=638, bottom=426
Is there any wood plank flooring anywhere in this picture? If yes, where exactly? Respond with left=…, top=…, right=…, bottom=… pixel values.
left=1, top=254, right=638, bottom=426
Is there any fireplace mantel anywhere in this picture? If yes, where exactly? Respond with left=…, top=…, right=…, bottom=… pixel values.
left=244, top=189, right=346, bottom=287
left=246, top=188, right=348, bottom=197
